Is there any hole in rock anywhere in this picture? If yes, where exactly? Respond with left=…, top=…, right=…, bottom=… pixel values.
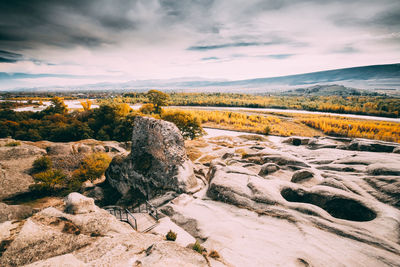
left=281, top=188, right=376, bottom=222
left=292, top=139, right=302, bottom=146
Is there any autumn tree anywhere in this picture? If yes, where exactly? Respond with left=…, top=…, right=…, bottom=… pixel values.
left=147, top=90, right=169, bottom=114
left=161, top=110, right=204, bottom=139
left=80, top=99, right=92, bottom=111
left=43, top=96, right=68, bottom=114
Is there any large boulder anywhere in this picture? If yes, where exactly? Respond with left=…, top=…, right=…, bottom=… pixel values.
left=0, top=202, right=33, bottom=223
left=64, top=193, right=97, bottom=214
left=0, top=142, right=46, bottom=200
left=106, top=117, right=198, bottom=200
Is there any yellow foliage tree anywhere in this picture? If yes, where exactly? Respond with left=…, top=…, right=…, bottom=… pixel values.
left=80, top=99, right=92, bottom=111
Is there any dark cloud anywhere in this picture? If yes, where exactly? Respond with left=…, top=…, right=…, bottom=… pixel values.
left=201, top=57, right=219, bottom=61
left=1, top=0, right=396, bottom=55
left=0, top=50, right=23, bottom=63
left=0, top=0, right=137, bottom=52
left=332, top=2, right=400, bottom=30
left=188, top=41, right=284, bottom=51
left=264, top=54, right=294, bottom=59
left=0, top=72, right=90, bottom=80
left=0, top=57, right=17, bottom=63
left=226, top=53, right=294, bottom=60
left=332, top=46, right=359, bottom=54
left=373, top=9, right=400, bottom=28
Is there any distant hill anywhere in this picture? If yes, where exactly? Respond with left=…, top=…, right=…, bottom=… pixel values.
left=4, top=63, right=400, bottom=92
left=280, top=85, right=384, bottom=96
left=201, top=63, right=400, bottom=92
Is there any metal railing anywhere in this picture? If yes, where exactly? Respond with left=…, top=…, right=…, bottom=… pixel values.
left=103, top=205, right=137, bottom=231
left=128, top=200, right=159, bottom=221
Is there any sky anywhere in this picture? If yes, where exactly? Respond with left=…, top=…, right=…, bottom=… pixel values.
left=0, top=0, right=399, bottom=90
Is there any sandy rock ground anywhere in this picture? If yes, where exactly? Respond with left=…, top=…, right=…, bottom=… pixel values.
left=1, top=129, right=400, bottom=266
left=166, top=131, right=400, bottom=266
left=0, top=193, right=210, bottom=267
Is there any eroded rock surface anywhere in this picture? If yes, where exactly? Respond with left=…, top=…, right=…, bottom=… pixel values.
left=106, top=117, right=199, bottom=200
left=0, top=193, right=209, bottom=267
left=2, top=129, right=400, bottom=266
left=161, top=132, right=400, bottom=266
left=0, top=138, right=127, bottom=202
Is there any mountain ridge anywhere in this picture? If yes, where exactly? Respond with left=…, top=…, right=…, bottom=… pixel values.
left=3, top=63, right=400, bottom=92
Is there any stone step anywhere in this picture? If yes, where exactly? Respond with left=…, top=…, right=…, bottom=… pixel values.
left=132, top=213, right=157, bottom=232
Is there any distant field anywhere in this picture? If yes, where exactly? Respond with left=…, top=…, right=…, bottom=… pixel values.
left=168, top=107, right=400, bottom=143
left=2, top=92, right=400, bottom=143
left=122, top=92, right=400, bottom=118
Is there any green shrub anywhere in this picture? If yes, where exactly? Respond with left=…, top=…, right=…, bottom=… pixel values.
left=64, top=176, right=85, bottom=194
left=192, top=240, right=205, bottom=254
left=166, top=230, right=177, bottom=241
left=72, top=152, right=112, bottom=182
left=31, top=169, right=67, bottom=193
left=264, top=125, right=271, bottom=135
left=32, top=156, right=52, bottom=174
left=5, top=141, right=21, bottom=147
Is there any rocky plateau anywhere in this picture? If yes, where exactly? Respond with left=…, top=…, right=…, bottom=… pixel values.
left=1, top=118, right=400, bottom=266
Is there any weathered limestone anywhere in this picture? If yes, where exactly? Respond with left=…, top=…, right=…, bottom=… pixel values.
left=0, top=193, right=210, bottom=267
left=258, top=163, right=279, bottom=176
left=64, top=193, right=97, bottom=214
left=0, top=203, right=33, bottom=223
left=0, top=142, right=46, bottom=200
left=106, top=117, right=199, bottom=199
left=291, top=169, right=314, bottom=183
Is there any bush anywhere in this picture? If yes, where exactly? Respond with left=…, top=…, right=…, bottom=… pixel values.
left=192, top=240, right=205, bottom=254
left=139, top=103, right=155, bottom=114
left=5, top=141, right=21, bottom=147
left=31, top=169, right=67, bottom=193
left=264, top=125, right=271, bottom=135
left=161, top=110, right=204, bottom=140
left=166, top=230, right=177, bottom=241
left=209, top=250, right=220, bottom=259
left=72, top=152, right=112, bottom=182
left=32, top=156, right=52, bottom=174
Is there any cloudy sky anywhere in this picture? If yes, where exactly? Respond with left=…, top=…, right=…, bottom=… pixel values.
left=0, top=0, right=399, bottom=90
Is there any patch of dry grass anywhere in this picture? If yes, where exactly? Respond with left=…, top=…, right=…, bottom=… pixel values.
left=198, top=154, right=219, bottom=164
left=237, top=135, right=268, bottom=141
left=185, top=139, right=208, bottom=161
left=186, top=147, right=203, bottom=161
left=185, top=138, right=208, bottom=148
left=169, top=108, right=323, bottom=137
left=234, top=148, right=247, bottom=157
left=22, top=197, right=64, bottom=210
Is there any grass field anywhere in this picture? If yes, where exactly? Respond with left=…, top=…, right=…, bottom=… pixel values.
left=167, top=107, right=400, bottom=143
